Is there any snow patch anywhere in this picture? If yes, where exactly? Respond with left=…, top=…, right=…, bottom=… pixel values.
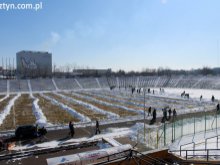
left=12, top=127, right=133, bottom=151
left=30, top=93, right=48, bottom=127
left=0, top=94, right=20, bottom=125
left=0, top=94, right=9, bottom=102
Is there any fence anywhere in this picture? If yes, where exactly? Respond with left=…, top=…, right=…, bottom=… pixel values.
left=171, top=148, right=220, bottom=161
left=137, top=110, right=220, bottom=149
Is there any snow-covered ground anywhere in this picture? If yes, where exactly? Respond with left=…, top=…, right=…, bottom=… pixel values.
left=109, top=87, right=219, bottom=102
left=11, top=126, right=134, bottom=151
left=157, top=88, right=220, bottom=101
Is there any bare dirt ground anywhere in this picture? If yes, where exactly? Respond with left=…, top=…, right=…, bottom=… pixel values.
left=62, top=92, right=139, bottom=117
left=35, top=94, right=80, bottom=124
left=45, top=93, right=108, bottom=121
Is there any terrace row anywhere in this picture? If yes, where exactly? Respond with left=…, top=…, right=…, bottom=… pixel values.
left=1, top=76, right=220, bottom=93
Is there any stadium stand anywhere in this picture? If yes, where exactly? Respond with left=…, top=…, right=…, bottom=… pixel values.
left=165, top=76, right=183, bottom=88
left=106, top=77, right=117, bottom=87
left=2, top=75, right=220, bottom=93
left=76, top=77, right=99, bottom=89
left=0, top=80, right=7, bottom=93
left=9, top=79, right=29, bottom=93
left=96, top=77, right=109, bottom=88
left=30, top=78, right=56, bottom=91
left=53, top=78, right=81, bottom=90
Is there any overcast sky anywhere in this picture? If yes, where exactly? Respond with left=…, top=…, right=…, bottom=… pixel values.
left=0, top=0, right=220, bottom=71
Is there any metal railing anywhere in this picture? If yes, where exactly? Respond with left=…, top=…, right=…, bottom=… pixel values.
left=95, top=149, right=172, bottom=165
left=180, top=142, right=195, bottom=157
left=171, top=148, right=220, bottom=161
left=205, top=135, right=220, bottom=150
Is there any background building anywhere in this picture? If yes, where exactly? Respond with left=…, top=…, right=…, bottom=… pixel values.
left=16, top=51, right=52, bottom=78
left=72, top=69, right=112, bottom=77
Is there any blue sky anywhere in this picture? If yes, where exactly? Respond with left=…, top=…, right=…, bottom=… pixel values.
left=0, top=0, right=220, bottom=71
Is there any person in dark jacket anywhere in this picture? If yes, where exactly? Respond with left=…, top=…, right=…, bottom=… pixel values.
left=150, top=109, right=157, bottom=125
left=153, top=109, right=156, bottom=120
left=168, top=108, right=172, bottom=120
left=148, top=107, right=152, bottom=116
left=212, top=95, right=215, bottom=102
left=161, top=108, right=168, bottom=123
left=173, top=109, right=177, bottom=121
left=69, top=121, right=74, bottom=137
left=200, top=95, right=203, bottom=101
left=95, top=120, right=101, bottom=135
left=164, top=108, right=168, bottom=121
left=217, top=103, right=220, bottom=112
